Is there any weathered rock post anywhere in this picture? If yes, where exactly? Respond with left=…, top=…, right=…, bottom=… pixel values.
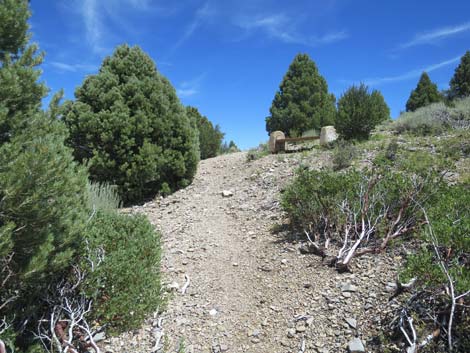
left=320, top=126, right=338, bottom=146
left=269, top=131, right=285, bottom=154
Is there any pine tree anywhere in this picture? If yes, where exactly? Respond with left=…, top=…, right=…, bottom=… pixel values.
left=449, top=51, right=470, bottom=99
left=187, top=106, right=224, bottom=159
left=405, top=72, right=442, bottom=112
left=0, top=1, right=90, bottom=348
left=266, top=53, right=336, bottom=137
left=336, top=84, right=390, bottom=140
left=63, top=45, right=200, bottom=203
left=0, top=0, right=47, bottom=146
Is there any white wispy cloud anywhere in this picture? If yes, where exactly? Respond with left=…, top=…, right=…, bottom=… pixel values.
left=171, top=2, right=215, bottom=52
left=82, top=0, right=103, bottom=54
left=400, top=21, right=470, bottom=49
left=50, top=61, right=97, bottom=73
left=359, top=55, right=461, bottom=86
left=235, top=13, right=347, bottom=46
left=176, top=88, right=199, bottom=97
left=77, top=0, right=168, bottom=54
left=176, top=73, right=206, bottom=98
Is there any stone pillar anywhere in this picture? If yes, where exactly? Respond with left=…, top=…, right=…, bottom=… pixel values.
left=320, top=126, right=337, bottom=146
left=269, top=131, right=285, bottom=153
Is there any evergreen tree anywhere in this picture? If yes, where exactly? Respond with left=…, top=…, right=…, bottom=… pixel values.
left=186, top=106, right=224, bottom=159
left=266, top=53, right=336, bottom=137
left=449, top=51, right=470, bottom=99
left=0, top=0, right=47, bottom=145
left=63, top=45, right=199, bottom=203
left=336, top=83, right=390, bottom=140
left=0, top=0, right=30, bottom=60
left=0, top=1, right=90, bottom=348
left=220, top=140, right=240, bottom=154
left=406, top=72, right=442, bottom=112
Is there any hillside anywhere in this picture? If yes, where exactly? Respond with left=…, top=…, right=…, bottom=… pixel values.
left=106, top=142, right=422, bottom=353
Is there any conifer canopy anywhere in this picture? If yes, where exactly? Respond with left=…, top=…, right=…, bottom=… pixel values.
left=336, top=83, right=390, bottom=140
left=63, top=44, right=199, bottom=203
left=406, top=72, right=442, bottom=112
left=266, top=53, right=336, bottom=137
left=449, top=51, right=470, bottom=99
left=187, top=106, right=224, bottom=160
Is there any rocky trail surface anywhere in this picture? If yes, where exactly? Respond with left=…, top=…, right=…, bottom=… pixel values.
left=107, top=151, right=402, bottom=353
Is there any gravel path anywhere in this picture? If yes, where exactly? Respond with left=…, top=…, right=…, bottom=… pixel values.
left=106, top=151, right=401, bottom=353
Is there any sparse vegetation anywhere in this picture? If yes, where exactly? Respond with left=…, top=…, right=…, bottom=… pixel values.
left=332, top=140, right=357, bottom=170
left=246, top=142, right=269, bottom=161
left=392, top=97, right=470, bottom=135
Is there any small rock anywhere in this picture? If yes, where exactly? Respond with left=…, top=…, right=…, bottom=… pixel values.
left=348, top=338, right=365, bottom=352
left=251, top=338, right=260, bottom=344
left=342, top=292, right=352, bottom=298
left=345, top=318, right=357, bottom=329
left=281, top=259, right=288, bottom=265
left=295, top=323, right=307, bottom=333
left=287, top=328, right=296, bottom=338
left=220, top=344, right=229, bottom=352
left=221, top=190, right=233, bottom=197
left=341, top=283, right=357, bottom=292
left=306, top=317, right=314, bottom=326
left=92, top=332, right=106, bottom=343
left=232, top=262, right=239, bottom=267
left=260, top=265, right=273, bottom=272
left=209, top=309, right=218, bottom=316
left=167, top=282, right=180, bottom=291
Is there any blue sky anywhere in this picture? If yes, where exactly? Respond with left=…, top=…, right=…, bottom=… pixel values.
left=30, top=0, right=470, bottom=149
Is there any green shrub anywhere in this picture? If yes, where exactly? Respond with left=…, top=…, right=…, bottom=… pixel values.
left=393, top=97, right=470, bottom=135
left=0, top=116, right=90, bottom=349
left=81, top=210, right=162, bottom=332
left=281, top=164, right=438, bottom=243
left=397, top=185, right=470, bottom=351
left=63, top=44, right=199, bottom=204
left=87, top=181, right=122, bottom=212
left=336, top=83, right=390, bottom=140
left=437, top=131, right=470, bottom=160
left=281, top=168, right=360, bottom=233
left=266, top=53, right=336, bottom=136
left=332, top=140, right=357, bottom=171
left=402, top=185, right=470, bottom=293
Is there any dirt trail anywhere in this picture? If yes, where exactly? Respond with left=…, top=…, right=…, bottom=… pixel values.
left=111, top=151, right=400, bottom=353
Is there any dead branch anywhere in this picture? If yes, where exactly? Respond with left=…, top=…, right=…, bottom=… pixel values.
left=151, top=315, right=164, bottom=352
left=35, top=247, right=104, bottom=353
left=181, top=274, right=190, bottom=295
left=0, top=317, right=11, bottom=353
left=389, top=277, right=417, bottom=301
